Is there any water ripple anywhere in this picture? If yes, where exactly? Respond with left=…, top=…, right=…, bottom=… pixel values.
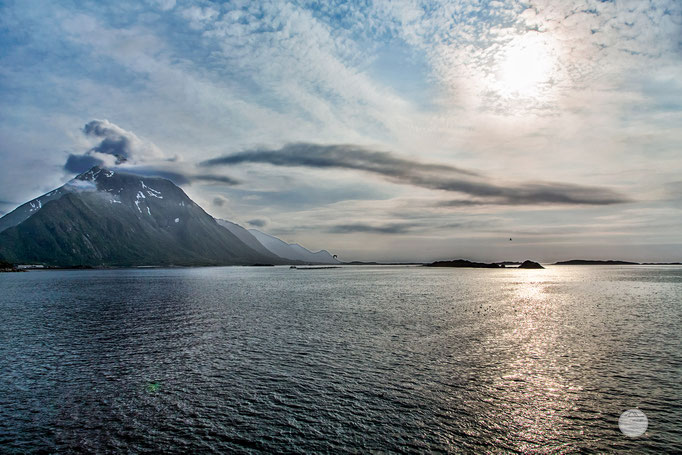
left=1, top=265, right=681, bottom=453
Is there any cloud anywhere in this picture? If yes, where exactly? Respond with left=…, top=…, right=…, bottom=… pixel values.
left=62, top=120, right=241, bottom=186
left=83, top=119, right=161, bottom=163
left=202, top=142, right=477, bottom=177
left=328, top=222, right=418, bottom=234
left=213, top=196, right=226, bottom=207
left=194, top=174, right=240, bottom=185
left=247, top=219, right=267, bottom=228
left=1, top=0, right=680, bottom=262
left=665, top=181, right=682, bottom=208
left=201, top=143, right=631, bottom=206
left=83, top=120, right=133, bottom=163
left=181, top=6, right=219, bottom=29
left=0, top=199, right=18, bottom=215
left=64, top=153, right=104, bottom=173
left=113, top=166, right=191, bottom=185
left=149, top=0, right=175, bottom=11
left=437, top=183, right=629, bottom=206
left=374, top=0, right=682, bottom=116
left=437, top=199, right=490, bottom=207
left=111, top=166, right=240, bottom=187
left=64, top=119, right=164, bottom=173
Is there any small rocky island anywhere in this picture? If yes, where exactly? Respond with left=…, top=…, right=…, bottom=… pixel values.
left=554, top=259, right=638, bottom=265
left=425, top=259, right=544, bottom=269
left=426, top=259, right=503, bottom=268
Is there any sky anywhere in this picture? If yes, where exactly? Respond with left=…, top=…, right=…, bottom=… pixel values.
left=1, top=0, right=681, bottom=262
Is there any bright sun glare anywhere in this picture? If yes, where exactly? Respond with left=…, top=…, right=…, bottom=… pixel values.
left=496, top=33, right=556, bottom=98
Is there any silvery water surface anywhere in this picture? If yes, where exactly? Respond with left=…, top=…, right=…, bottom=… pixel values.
left=1, top=265, right=681, bottom=453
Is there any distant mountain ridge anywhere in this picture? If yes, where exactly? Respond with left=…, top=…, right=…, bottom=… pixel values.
left=0, top=167, right=289, bottom=266
left=215, top=219, right=280, bottom=259
left=554, top=260, right=639, bottom=265
left=248, top=229, right=340, bottom=264
left=218, top=219, right=341, bottom=265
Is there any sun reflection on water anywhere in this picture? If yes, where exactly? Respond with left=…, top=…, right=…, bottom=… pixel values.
left=488, top=268, right=588, bottom=451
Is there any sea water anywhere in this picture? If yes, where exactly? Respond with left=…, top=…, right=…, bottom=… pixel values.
left=1, top=265, right=681, bottom=453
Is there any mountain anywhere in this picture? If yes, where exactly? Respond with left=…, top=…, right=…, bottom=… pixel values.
left=0, top=167, right=287, bottom=266
left=248, top=229, right=340, bottom=264
left=0, top=182, right=73, bottom=234
left=216, top=219, right=283, bottom=259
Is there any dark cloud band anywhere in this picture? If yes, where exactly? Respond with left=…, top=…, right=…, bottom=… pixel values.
left=201, top=143, right=631, bottom=206
left=111, top=167, right=241, bottom=186
left=194, top=174, right=241, bottom=185
left=247, top=219, right=267, bottom=227
left=327, top=223, right=417, bottom=234
left=201, top=143, right=478, bottom=177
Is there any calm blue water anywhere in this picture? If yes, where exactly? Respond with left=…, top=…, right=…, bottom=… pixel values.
left=1, top=265, right=681, bottom=453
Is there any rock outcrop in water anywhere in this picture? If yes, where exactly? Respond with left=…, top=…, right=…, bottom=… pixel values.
left=554, top=259, right=639, bottom=265
left=425, top=259, right=502, bottom=268
left=425, top=259, right=546, bottom=269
